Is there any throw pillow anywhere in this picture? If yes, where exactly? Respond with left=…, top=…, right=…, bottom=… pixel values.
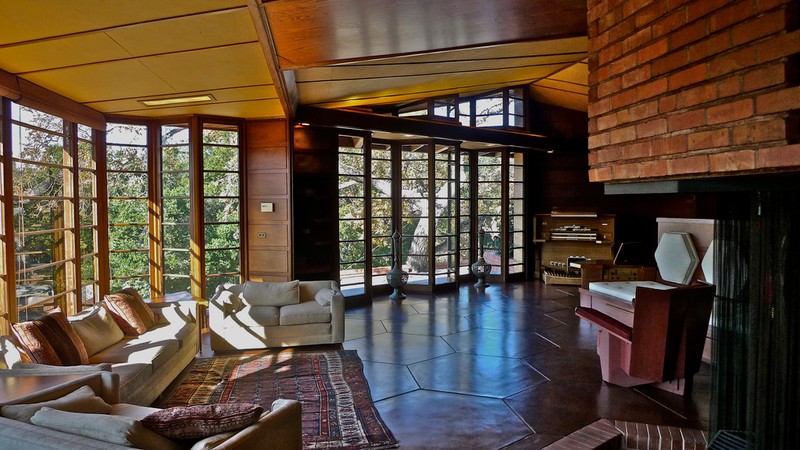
left=31, top=407, right=180, bottom=450
left=314, top=287, right=335, bottom=307
left=141, top=403, right=264, bottom=440
left=103, top=287, right=156, bottom=335
left=0, top=385, right=112, bottom=423
left=69, top=305, right=124, bottom=356
left=243, top=280, right=300, bottom=306
left=11, top=308, right=89, bottom=366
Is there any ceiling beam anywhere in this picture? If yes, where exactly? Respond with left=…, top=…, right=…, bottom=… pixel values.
left=247, top=0, right=298, bottom=119
left=296, top=106, right=570, bottom=151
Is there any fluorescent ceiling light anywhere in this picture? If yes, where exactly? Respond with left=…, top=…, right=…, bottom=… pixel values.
left=140, top=94, right=214, bottom=107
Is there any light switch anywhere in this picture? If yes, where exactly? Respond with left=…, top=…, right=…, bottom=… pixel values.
left=260, top=202, right=274, bottom=213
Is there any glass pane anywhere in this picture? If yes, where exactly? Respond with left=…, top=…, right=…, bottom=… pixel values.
left=339, top=198, right=365, bottom=219
left=478, top=182, right=502, bottom=198
left=402, top=198, right=426, bottom=217
left=340, top=241, right=365, bottom=263
left=108, top=199, right=148, bottom=223
left=78, top=141, right=95, bottom=169
left=372, top=237, right=392, bottom=257
left=204, top=198, right=239, bottom=223
left=11, top=126, right=66, bottom=165
left=371, top=198, right=392, bottom=216
left=164, top=250, right=190, bottom=274
left=107, top=145, right=148, bottom=171
left=79, top=172, right=95, bottom=198
left=15, top=230, right=65, bottom=261
left=402, top=179, right=428, bottom=197
left=164, top=276, right=191, bottom=295
left=13, top=162, right=66, bottom=197
left=206, top=275, right=239, bottom=297
left=371, top=217, right=392, bottom=237
left=163, top=224, right=190, bottom=248
left=203, top=172, right=239, bottom=197
left=371, top=179, right=392, bottom=198
left=162, top=147, right=189, bottom=172
left=338, top=153, right=364, bottom=172
left=110, top=225, right=148, bottom=250
left=401, top=159, right=427, bottom=178
left=79, top=199, right=95, bottom=226
left=80, top=227, right=95, bottom=254
left=205, top=224, right=240, bottom=249
left=203, top=146, right=239, bottom=171
left=111, top=278, right=150, bottom=297
left=338, top=175, right=364, bottom=197
left=108, top=172, right=148, bottom=197
left=110, top=251, right=149, bottom=277
left=372, top=160, right=391, bottom=178
left=203, top=127, right=238, bottom=145
left=205, top=249, right=240, bottom=274
left=162, top=172, right=189, bottom=196
left=107, top=123, right=147, bottom=146
left=161, top=126, right=189, bottom=146
left=339, top=219, right=365, bottom=241
left=80, top=255, right=95, bottom=286
left=163, top=198, right=190, bottom=223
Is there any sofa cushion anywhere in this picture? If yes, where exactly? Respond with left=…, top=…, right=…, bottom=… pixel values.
left=11, top=308, right=89, bottom=366
left=91, top=338, right=178, bottom=371
left=314, top=288, right=335, bottom=307
left=141, top=403, right=264, bottom=440
left=227, top=305, right=280, bottom=328
left=104, top=288, right=156, bottom=335
left=280, top=301, right=332, bottom=326
left=107, top=362, right=153, bottom=402
left=31, top=407, right=180, bottom=450
left=138, top=321, right=197, bottom=350
left=0, top=385, right=111, bottom=423
left=69, top=305, right=125, bottom=356
left=243, top=280, right=299, bottom=306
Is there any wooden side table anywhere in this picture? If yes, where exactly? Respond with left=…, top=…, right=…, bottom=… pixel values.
left=0, top=373, right=89, bottom=404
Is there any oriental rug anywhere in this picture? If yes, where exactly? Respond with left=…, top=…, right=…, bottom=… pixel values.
left=161, top=349, right=398, bottom=450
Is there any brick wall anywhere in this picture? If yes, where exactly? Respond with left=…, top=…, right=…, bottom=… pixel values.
left=587, top=0, right=800, bottom=183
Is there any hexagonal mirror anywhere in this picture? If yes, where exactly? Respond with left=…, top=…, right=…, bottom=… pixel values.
left=655, top=232, right=699, bottom=285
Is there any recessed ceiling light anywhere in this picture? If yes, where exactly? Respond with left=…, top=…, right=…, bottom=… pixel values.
left=140, top=94, right=215, bottom=107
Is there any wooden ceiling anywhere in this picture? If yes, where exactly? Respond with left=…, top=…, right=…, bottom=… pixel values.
left=0, top=0, right=588, bottom=120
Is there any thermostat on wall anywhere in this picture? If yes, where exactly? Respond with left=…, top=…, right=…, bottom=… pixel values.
left=260, top=202, right=274, bottom=212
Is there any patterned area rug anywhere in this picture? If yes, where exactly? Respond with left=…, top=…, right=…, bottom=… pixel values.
left=162, top=349, right=398, bottom=449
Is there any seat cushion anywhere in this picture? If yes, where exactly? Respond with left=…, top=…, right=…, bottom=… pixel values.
left=104, top=288, right=156, bottom=335
left=243, top=280, right=299, bottom=306
left=90, top=337, right=178, bottom=371
left=280, top=301, right=332, bottom=326
left=226, top=305, right=280, bottom=328
left=0, top=385, right=112, bottom=423
left=12, top=308, right=89, bottom=366
left=69, top=305, right=125, bottom=356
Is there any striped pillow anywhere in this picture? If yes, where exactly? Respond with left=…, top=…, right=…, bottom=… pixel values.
left=103, top=288, right=156, bottom=336
left=141, top=403, right=264, bottom=440
left=11, top=308, right=89, bottom=366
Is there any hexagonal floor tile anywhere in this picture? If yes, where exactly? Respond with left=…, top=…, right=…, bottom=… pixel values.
left=442, top=327, right=558, bottom=358
left=360, top=360, right=419, bottom=401
left=344, top=332, right=453, bottom=364
left=381, top=313, right=475, bottom=336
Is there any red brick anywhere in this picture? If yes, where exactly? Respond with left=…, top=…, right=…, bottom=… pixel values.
left=609, top=88, right=639, bottom=110
left=709, top=1, right=757, bottom=32
left=707, top=98, right=754, bottom=125
left=598, top=7, right=623, bottom=34
left=599, top=42, right=624, bottom=66
left=630, top=99, right=659, bottom=121
left=733, top=118, right=789, bottom=144
left=653, top=9, right=687, bottom=38
left=731, top=9, right=789, bottom=46
left=637, top=118, right=668, bottom=138
left=668, top=108, right=706, bottom=131
left=609, top=125, right=638, bottom=144
left=757, top=0, right=794, bottom=13
left=710, top=150, right=757, bottom=172
left=756, top=86, right=800, bottom=114
left=609, top=16, right=637, bottom=43
left=598, top=75, right=623, bottom=98
left=636, top=78, right=669, bottom=100
left=636, top=1, right=668, bottom=28
left=758, top=144, right=800, bottom=168
left=652, top=134, right=688, bottom=155
left=597, top=113, right=618, bottom=131
left=608, top=53, right=638, bottom=78
left=676, top=84, right=718, bottom=109
left=589, top=166, right=613, bottom=182
left=718, top=75, right=742, bottom=98
left=588, top=118, right=598, bottom=134
left=652, top=49, right=689, bottom=76
left=588, top=150, right=599, bottom=166
left=588, top=97, right=612, bottom=117
left=623, top=0, right=651, bottom=18
left=598, top=146, right=625, bottom=163
left=688, top=128, right=730, bottom=150
left=614, top=162, right=645, bottom=179
left=707, top=45, right=757, bottom=78
left=641, top=159, right=670, bottom=177
left=589, top=131, right=611, bottom=149
left=624, top=141, right=652, bottom=159
left=637, top=38, right=669, bottom=64
left=622, top=27, right=653, bottom=54
left=668, top=64, right=708, bottom=90
left=622, top=65, right=651, bottom=88
left=669, top=20, right=707, bottom=51
left=686, top=0, right=729, bottom=21
left=616, top=108, right=630, bottom=124
left=688, top=32, right=732, bottom=64
left=659, top=94, right=678, bottom=113
left=669, top=154, right=710, bottom=175
left=757, top=29, right=800, bottom=63
left=742, top=63, right=786, bottom=93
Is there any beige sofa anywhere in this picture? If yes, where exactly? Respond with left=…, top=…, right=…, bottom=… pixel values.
left=209, top=280, right=344, bottom=352
left=0, top=371, right=302, bottom=449
left=1, top=300, right=198, bottom=406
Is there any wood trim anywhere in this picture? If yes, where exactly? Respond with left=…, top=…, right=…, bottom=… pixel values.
left=95, top=130, right=110, bottom=298
left=1, top=99, right=15, bottom=333
left=149, top=123, right=164, bottom=298
left=189, top=116, right=205, bottom=299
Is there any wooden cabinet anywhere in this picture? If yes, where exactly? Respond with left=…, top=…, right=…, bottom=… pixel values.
left=533, top=213, right=615, bottom=285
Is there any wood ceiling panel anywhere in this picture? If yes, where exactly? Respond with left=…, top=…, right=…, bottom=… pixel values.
left=545, top=59, right=589, bottom=85
left=264, top=0, right=587, bottom=68
left=21, top=60, right=175, bottom=103
left=87, top=85, right=279, bottom=115
left=0, top=33, right=130, bottom=73
left=532, top=78, right=589, bottom=95
left=105, top=8, right=257, bottom=57
left=137, top=43, right=271, bottom=92
left=0, top=1, right=246, bottom=44
left=102, top=99, right=286, bottom=119
left=531, top=86, right=588, bottom=112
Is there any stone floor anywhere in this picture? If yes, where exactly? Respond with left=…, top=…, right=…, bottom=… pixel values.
left=341, top=281, right=710, bottom=449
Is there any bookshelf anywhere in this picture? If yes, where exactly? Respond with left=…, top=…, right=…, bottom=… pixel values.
left=533, top=213, right=615, bottom=285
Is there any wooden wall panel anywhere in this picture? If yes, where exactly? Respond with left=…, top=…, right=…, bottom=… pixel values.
left=246, top=119, right=292, bottom=281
